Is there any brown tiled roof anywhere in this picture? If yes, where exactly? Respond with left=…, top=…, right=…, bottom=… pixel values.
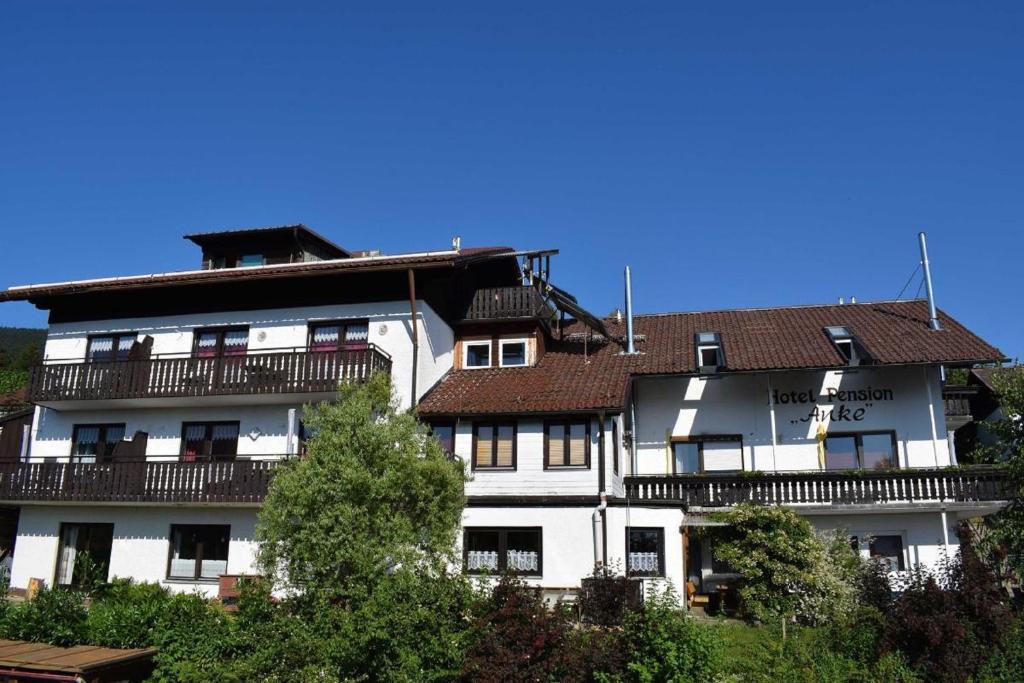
left=418, top=300, right=1005, bottom=416
left=0, top=247, right=515, bottom=303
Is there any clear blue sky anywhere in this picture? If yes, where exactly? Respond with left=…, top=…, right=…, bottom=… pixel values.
left=1, top=2, right=1021, bottom=360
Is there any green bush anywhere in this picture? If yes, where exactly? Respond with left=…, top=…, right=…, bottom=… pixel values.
left=619, top=588, right=720, bottom=683
left=85, top=580, right=170, bottom=648
left=148, top=592, right=236, bottom=683
left=1, top=589, right=87, bottom=646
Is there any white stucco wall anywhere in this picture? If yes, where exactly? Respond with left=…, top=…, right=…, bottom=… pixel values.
left=10, top=506, right=260, bottom=597
left=30, top=404, right=298, bottom=461
left=39, top=299, right=453, bottom=412
left=633, top=365, right=949, bottom=475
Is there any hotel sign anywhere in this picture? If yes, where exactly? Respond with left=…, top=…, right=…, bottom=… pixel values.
left=773, top=387, right=896, bottom=425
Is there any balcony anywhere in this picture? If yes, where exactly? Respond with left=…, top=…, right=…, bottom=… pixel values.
left=460, top=286, right=556, bottom=323
left=0, top=459, right=279, bottom=505
left=624, top=466, right=1011, bottom=511
left=27, top=345, right=392, bottom=408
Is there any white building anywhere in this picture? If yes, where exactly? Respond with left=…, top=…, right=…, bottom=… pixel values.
left=0, top=225, right=1010, bottom=610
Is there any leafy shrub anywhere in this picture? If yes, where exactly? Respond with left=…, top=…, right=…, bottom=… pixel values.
left=618, top=587, right=720, bottom=683
left=975, top=618, right=1024, bottom=682
left=85, top=580, right=170, bottom=648
left=881, top=543, right=1012, bottom=683
left=579, top=566, right=633, bottom=627
left=461, top=573, right=600, bottom=682
left=1, top=588, right=86, bottom=646
left=148, top=592, right=235, bottom=683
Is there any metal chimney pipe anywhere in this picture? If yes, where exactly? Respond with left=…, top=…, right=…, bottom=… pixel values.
left=918, top=232, right=941, bottom=330
left=624, top=266, right=635, bottom=353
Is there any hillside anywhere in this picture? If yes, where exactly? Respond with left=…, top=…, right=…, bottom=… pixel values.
left=0, top=326, right=45, bottom=370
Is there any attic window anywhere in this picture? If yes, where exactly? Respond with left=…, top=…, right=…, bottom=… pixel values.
left=695, top=332, right=724, bottom=372
left=825, top=326, right=859, bottom=365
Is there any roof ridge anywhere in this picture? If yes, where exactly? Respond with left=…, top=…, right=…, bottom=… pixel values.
left=628, top=299, right=928, bottom=319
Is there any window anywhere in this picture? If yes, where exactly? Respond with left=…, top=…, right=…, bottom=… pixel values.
left=168, top=524, right=230, bottom=580
left=193, top=327, right=249, bottom=358
left=626, top=527, right=665, bottom=577
left=544, top=419, right=590, bottom=468
left=87, top=333, right=137, bottom=362
left=239, top=254, right=265, bottom=267
left=308, top=320, right=370, bottom=352
left=499, top=340, right=527, bottom=367
left=671, top=436, right=744, bottom=473
left=472, top=422, right=516, bottom=469
left=429, top=421, right=455, bottom=456
left=695, top=331, right=724, bottom=371
left=464, top=528, right=542, bottom=575
left=181, top=422, right=240, bottom=462
left=824, top=432, right=897, bottom=471
left=55, top=523, right=113, bottom=588
left=71, top=424, right=126, bottom=463
left=464, top=341, right=491, bottom=368
left=824, top=325, right=871, bottom=366
left=869, top=535, right=905, bottom=571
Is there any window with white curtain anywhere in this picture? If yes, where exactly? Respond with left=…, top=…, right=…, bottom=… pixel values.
left=86, top=333, right=137, bottom=362
left=193, top=327, right=249, bottom=358
left=464, top=528, right=541, bottom=575
left=71, top=424, right=127, bottom=463
left=308, top=320, right=370, bottom=352
left=168, top=525, right=230, bottom=581
left=180, top=422, right=240, bottom=461
left=55, top=523, right=113, bottom=588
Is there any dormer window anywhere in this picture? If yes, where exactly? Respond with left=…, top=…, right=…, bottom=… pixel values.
left=239, top=254, right=265, bottom=267
left=695, top=332, right=724, bottom=372
left=464, top=341, right=491, bottom=369
left=499, top=340, right=528, bottom=367
left=825, top=326, right=862, bottom=366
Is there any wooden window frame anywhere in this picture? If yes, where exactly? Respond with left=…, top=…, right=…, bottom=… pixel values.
left=824, top=431, right=899, bottom=471
left=166, top=524, right=231, bottom=582
left=625, top=526, right=665, bottom=578
left=191, top=326, right=250, bottom=357
left=463, top=527, right=543, bottom=577
left=471, top=421, right=517, bottom=470
left=669, top=435, right=744, bottom=474
left=306, top=319, right=371, bottom=352
left=179, top=421, right=241, bottom=462
left=55, top=522, right=114, bottom=588
left=70, top=423, right=127, bottom=463
left=543, top=419, right=591, bottom=469
left=86, top=333, right=138, bottom=362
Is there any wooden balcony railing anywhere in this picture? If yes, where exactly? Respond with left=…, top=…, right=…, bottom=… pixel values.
left=942, top=386, right=978, bottom=418
left=27, top=345, right=392, bottom=403
left=624, top=467, right=1012, bottom=508
left=0, top=460, right=280, bottom=504
left=461, top=286, right=555, bottom=322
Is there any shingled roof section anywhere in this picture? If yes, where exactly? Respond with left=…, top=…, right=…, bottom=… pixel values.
left=417, top=300, right=1004, bottom=416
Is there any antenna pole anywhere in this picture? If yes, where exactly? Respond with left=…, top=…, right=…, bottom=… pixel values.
left=918, top=232, right=940, bottom=331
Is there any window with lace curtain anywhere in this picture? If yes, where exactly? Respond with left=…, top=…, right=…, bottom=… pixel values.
left=464, top=527, right=542, bottom=576
left=180, top=421, right=240, bottom=461
left=71, top=423, right=126, bottom=463
left=308, top=320, right=370, bottom=352
left=626, top=527, right=665, bottom=577
left=86, top=333, right=137, bottom=362
left=192, top=327, right=249, bottom=358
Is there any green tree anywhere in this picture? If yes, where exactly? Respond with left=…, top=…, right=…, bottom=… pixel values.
left=255, top=372, right=467, bottom=602
left=971, top=367, right=1024, bottom=580
left=706, top=504, right=858, bottom=625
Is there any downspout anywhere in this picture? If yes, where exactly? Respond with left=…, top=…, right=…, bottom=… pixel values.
left=592, top=495, right=607, bottom=570
left=407, top=268, right=419, bottom=408
left=598, top=413, right=608, bottom=568
left=924, top=366, right=941, bottom=467
left=286, top=408, right=297, bottom=457
left=629, top=382, right=639, bottom=475
left=767, top=374, right=779, bottom=471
